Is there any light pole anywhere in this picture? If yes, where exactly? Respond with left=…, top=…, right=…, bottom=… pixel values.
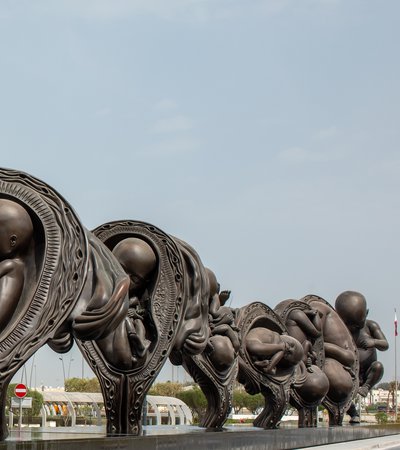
left=59, top=357, right=66, bottom=387
left=67, top=357, right=74, bottom=379
left=29, top=354, right=36, bottom=388
left=395, top=309, right=398, bottom=422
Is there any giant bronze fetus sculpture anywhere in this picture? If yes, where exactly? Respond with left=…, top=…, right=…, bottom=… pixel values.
left=0, top=167, right=385, bottom=438
left=0, top=168, right=89, bottom=440
left=170, top=261, right=239, bottom=428
left=301, top=295, right=359, bottom=426
left=335, top=291, right=388, bottom=423
left=236, top=302, right=304, bottom=429
left=274, top=299, right=329, bottom=427
left=68, top=220, right=187, bottom=435
left=91, top=224, right=238, bottom=431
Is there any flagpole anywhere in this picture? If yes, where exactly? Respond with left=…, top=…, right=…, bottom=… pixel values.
left=395, top=309, right=398, bottom=422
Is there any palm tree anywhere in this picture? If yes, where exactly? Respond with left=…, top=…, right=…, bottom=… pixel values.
left=387, top=381, right=397, bottom=409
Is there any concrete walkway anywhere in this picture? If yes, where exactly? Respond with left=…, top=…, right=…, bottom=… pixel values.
left=2, top=425, right=400, bottom=449
left=297, top=433, right=400, bottom=449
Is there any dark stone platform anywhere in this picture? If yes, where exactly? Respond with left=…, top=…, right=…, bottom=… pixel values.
left=2, top=424, right=400, bottom=450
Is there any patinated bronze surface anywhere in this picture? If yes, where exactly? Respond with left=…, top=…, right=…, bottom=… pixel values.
left=0, top=168, right=89, bottom=440
left=275, top=300, right=329, bottom=427
left=171, top=264, right=238, bottom=428
left=82, top=221, right=186, bottom=434
left=236, top=302, right=300, bottom=429
left=0, top=168, right=390, bottom=440
left=335, top=291, right=388, bottom=423
left=301, top=295, right=359, bottom=426
left=90, top=225, right=238, bottom=432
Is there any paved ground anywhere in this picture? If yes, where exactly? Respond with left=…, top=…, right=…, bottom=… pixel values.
left=297, top=433, right=400, bottom=449
left=4, top=425, right=400, bottom=449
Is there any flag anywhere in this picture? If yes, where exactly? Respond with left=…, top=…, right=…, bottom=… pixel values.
left=395, top=311, right=398, bottom=337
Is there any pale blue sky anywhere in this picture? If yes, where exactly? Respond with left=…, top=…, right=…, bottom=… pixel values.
left=2, top=0, right=400, bottom=386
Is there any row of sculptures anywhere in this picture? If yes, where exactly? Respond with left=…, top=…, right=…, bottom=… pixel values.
left=0, top=168, right=388, bottom=440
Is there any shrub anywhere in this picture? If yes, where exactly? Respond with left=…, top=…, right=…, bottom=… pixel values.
left=375, top=412, right=388, bottom=424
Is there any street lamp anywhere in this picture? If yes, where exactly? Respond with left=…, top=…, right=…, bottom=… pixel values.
left=59, top=357, right=66, bottom=387
left=67, top=357, right=74, bottom=379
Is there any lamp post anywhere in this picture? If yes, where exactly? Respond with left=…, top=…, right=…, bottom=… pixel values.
left=395, top=309, right=398, bottom=422
left=67, top=357, right=74, bottom=379
left=29, top=354, right=36, bottom=388
left=59, top=357, right=66, bottom=387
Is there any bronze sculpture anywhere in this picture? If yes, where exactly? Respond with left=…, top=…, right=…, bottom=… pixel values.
left=335, top=291, right=389, bottom=423
left=112, top=237, right=156, bottom=363
left=0, top=199, right=34, bottom=334
left=275, top=300, right=329, bottom=427
left=86, top=223, right=237, bottom=433
left=75, top=220, right=186, bottom=435
left=301, top=295, right=359, bottom=426
left=0, top=168, right=89, bottom=440
left=0, top=167, right=391, bottom=440
left=172, top=265, right=239, bottom=428
left=236, top=302, right=301, bottom=429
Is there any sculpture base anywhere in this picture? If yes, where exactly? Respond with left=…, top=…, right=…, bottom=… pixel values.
left=2, top=424, right=400, bottom=450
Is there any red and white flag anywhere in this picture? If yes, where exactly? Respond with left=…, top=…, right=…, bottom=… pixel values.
left=395, top=311, right=398, bottom=337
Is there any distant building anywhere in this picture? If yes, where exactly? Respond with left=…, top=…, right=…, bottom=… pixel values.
left=363, top=388, right=400, bottom=408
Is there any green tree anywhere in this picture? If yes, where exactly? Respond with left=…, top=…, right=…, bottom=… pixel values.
left=176, top=386, right=207, bottom=420
left=64, top=377, right=100, bottom=392
left=243, top=393, right=264, bottom=415
left=232, top=389, right=247, bottom=414
left=148, top=382, right=184, bottom=397
left=27, top=390, right=44, bottom=416
left=85, top=377, right=101, bottom=393
left=387, top=381, right=397, bottom=409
